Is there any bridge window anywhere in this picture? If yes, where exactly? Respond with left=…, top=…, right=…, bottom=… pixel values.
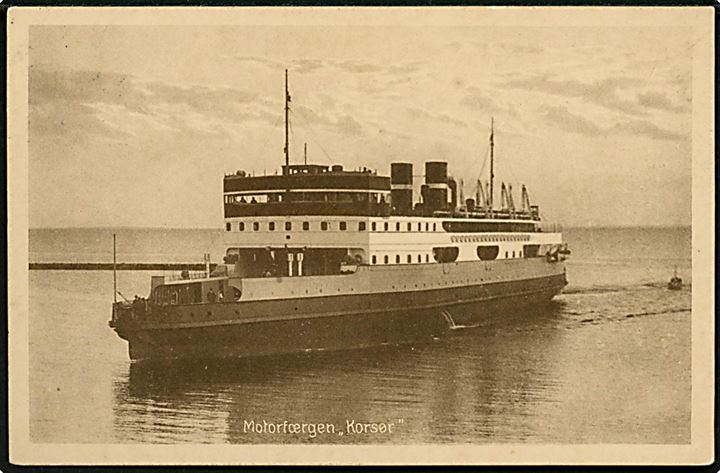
left=269, top=222, right=275, bottom=231
left=285, top=222, right=292, bottom=231
left=433, top=247, right=459, bottom=263
left=384, top=255, right=389, bottom=264
left=321, top=221, right=328, bottom=231
left=372, top=255, right=377, bottom=264
left=359, top=222, right=366, bottom=231
left=477, top=246, right=499, bottom=261
left=302, top=221, right=310, bottom=231
left=226, top=223, right=231, bottom=231
left=238, top=222, right=245, bottom=231
left=340, top=221, right=347, bottom=231
left=253, top=222, right=259, bottom=231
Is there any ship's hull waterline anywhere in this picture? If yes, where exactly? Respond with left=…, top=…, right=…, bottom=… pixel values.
left=114, top=261, right=567, bottom=362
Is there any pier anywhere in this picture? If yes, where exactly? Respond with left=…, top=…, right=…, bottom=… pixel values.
left=29, top=262, right=217, bottom=271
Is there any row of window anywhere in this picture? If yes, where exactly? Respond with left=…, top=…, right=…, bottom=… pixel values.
left=225, top=220, right=440, bottom=233
left=226, top=220, right=364, bottom=232
left=451, top=234, right=530, bottom=243
left=369, top=245, right=536, bottom=265
left=224, top=191, right=390, bottom=205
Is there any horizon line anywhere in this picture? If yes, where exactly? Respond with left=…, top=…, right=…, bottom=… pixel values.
left=28, top=224, right=693, bottom=231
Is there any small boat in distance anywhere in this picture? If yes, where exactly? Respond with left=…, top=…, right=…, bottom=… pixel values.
left=668, top=266, right=683, bottom=290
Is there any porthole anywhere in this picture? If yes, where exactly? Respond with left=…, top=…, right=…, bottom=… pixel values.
left=269, top=222, right=275, bottom=231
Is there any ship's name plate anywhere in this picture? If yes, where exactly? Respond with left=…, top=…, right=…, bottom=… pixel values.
left=451, top=234, right=531, bottom=243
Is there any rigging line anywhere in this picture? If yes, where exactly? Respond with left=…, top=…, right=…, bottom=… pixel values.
left=489, top=125, right=521, bottom=188
left=293, top=107, right=333, bottom=164
left=473, top=144, right=490, bottom=194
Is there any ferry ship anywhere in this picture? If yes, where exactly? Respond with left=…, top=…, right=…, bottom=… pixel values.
left=110, top=71, right=569, bottom=362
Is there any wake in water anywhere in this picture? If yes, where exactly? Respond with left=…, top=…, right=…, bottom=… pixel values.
left=557, top=281, right=691, bottom=328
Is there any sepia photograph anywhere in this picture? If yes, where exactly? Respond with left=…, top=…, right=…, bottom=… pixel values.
left=7, top=6, right=714, bottom=465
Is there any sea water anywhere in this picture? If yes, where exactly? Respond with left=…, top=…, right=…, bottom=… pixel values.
left=27, top=226, right=691, bottom=444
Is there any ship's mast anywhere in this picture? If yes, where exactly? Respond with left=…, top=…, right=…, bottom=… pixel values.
left=284, top=69, right=290, bottom=169
left=112, top=233, right=117, bottom=303
left=489, top=117, right=495, bottom=211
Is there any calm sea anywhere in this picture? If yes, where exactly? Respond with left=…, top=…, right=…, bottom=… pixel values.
left=28, top=227, right=691, bottom=444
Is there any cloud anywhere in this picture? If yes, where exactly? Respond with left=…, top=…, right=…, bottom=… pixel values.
left=293, top=104, right=365, bottom=136
left=462, top=92, right=496, bottom=111
left=541, top=105, right=604, bottom=136
left=29, top=66, right=276, bottom=142
left=461, top=88, right=520, bottom=123
left=637, top=91, right=688, bottom=113
left=501, top=43, right=543, bottom=54
left=502, top=74, right=646, bottom=116
left=407, top=106, right=467, bottom=129
left=612, top=119, right=686, bottom=141
left=540, top=104, right=686, bottom=141
left=335, top=115, right=363, bottom=135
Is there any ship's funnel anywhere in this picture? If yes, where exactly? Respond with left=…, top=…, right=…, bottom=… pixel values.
left=391, top=162, right=413, bottom=215
left=423, top=161, right=448, bottom=216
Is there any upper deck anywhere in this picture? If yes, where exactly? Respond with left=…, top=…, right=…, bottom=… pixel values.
left=224, top=164, right=392, bottom=217
left=224, top=161, right=542, bottom=223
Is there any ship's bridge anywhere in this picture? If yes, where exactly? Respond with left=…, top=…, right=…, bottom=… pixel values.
left=223, top=164, right=392, bottom=218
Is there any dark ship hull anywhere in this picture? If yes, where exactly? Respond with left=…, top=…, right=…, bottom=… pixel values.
left=113, top=262, right=566, bottom=362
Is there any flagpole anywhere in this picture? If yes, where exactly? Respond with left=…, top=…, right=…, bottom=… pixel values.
left=284, top=69, right=290, bottom=169
left=113, top=233, right=117, bottom=303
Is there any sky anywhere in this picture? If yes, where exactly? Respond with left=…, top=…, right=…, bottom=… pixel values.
left=28, top=17, right=693, bottom=228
